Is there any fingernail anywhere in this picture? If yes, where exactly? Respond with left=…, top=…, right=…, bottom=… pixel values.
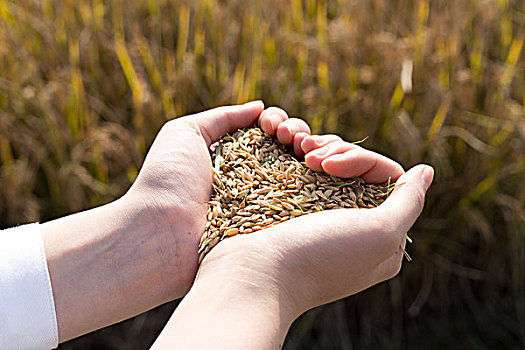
left=421, top=166, right=434, bottom=191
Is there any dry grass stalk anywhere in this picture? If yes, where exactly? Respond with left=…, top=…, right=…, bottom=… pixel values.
left=198, top=128, right=402, bottom=263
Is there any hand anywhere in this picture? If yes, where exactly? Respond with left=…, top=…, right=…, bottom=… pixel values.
left=151, top=134, right=433, bottom=349
left=42, top=101, right=311, bottom=341
left=206, top=138, right=432, bottom=310
left=122, top=103, right=311, bottom=296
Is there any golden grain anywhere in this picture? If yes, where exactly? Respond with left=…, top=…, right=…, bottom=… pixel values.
left=198, top=128, right=396, bottom=261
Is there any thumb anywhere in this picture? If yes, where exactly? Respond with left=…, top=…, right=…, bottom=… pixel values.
left=188, top=100, right=264, bottom=146
left=376, top=164, right=434, bottom=233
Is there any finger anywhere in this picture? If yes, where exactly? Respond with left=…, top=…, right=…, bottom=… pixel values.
left=189, top=101, right=265, bottom=146
left=301, top=135, right=342, bottom=154
left=304, top=141, right=356, bottom=172
left=293, top=132, right=309, bottom=157
left=276, top=118, right=311, bottom=145
left=258, top=107, right=289, bottom=135
left=375, top=164, right=434, bottom=234
left=321, top=149, right=405, bottom=183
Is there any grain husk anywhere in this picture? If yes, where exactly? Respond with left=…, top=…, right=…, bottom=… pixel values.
left=198, top=128, right=404, bottom=262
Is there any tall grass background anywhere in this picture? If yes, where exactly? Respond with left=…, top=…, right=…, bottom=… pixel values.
left=0, top=0, right=524, bottom=348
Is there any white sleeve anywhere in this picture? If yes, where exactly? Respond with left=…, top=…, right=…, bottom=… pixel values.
left=0, top=223, right=59, bottom=350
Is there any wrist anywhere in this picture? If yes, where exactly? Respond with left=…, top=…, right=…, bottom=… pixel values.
left=118, top=193, right=199, bottom=297
left=153, top=241, right=298, bottom=349
left=42, top=196, right=195, bottom=341
left=197, top=235, right=302, bottom=321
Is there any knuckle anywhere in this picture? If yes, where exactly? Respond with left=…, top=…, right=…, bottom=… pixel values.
left=161, top=118, right=205, bottom=142
left=162, top=118, right=192, bottom=133
left=160, top=119, right=178, bottom=133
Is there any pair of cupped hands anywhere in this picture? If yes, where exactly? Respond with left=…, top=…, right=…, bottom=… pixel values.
left=133, top=101, right=433, bottom=338
left=45, top=101, right=433, bottom=346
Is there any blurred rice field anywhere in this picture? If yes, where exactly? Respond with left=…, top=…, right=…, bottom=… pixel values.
left=0, top=0, right=524, bottom=349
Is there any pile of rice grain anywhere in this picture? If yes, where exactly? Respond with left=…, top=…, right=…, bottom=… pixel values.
left=198, top=127, right=396, bottom=263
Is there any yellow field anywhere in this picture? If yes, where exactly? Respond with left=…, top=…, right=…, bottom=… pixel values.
left=0, top=0, right=523, bottom=348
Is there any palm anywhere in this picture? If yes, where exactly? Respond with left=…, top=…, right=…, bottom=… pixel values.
left=131, top=120, right=214, bottom=281
left=124, top=103, right=270, bottom=296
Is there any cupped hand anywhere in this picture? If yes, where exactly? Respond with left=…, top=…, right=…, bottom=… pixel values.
left=197, top=135, right=433, bottom=317
left=122, top=101, right=310, bottom=298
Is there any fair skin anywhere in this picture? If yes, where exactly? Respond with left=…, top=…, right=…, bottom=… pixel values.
left=151, top=119, right=434, bottom=349
left=41, top=101, right=313, bottom=341
left=41, top=100, right=433, bottom=346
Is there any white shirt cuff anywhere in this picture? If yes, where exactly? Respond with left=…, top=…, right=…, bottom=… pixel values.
left=0, top=223, right=58, bottom=350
